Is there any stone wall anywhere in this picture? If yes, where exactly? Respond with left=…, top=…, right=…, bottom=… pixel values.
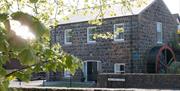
left=50, top=0, right=177, bottom=81
left=137, top=0, right=177, bottom=72
left=97, top=73, right=180, bottom=89
left=51, top=15, right=139, bottom=74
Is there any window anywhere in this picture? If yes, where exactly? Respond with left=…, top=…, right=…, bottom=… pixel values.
left=64, top=70, right=71, bottom=78
left=64, top=29, right=72, bottom=44
left=156, top=22, right=163, bottom=43
left=114, top=23, right=125, bottom=41
left=114, top=63, right=125, bottom=73
left=87, top=27, right=96, bottom=43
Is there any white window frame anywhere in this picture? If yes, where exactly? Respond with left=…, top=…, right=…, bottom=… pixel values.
left=64, top=29, right=72, bottom=45
left=156, top=22, right=163, bottom=44
left=114, top=23, right=125, bottom=42
left=114, top=63, right=125, bottom=73
left=87, top=27, right=96, bottom=43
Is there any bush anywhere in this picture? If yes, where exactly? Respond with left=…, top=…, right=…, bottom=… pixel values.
left=168, top=61, right=180, bottom=74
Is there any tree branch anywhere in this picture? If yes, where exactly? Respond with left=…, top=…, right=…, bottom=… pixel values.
left=5, top=61, right=48, bottom=78
left=16, top=0, right=20, bottom=11
left=34, top=3, right=38, bottom=14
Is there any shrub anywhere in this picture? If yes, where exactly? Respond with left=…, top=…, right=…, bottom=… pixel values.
left=168, top=61, right=180, bottom=74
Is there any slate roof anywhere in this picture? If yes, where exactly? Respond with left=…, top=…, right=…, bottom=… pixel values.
left=59, top=0, right=155, bottom=24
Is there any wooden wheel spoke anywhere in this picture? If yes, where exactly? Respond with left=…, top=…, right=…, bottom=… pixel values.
left=167, top=57, right=174, bottom=66
left=164, top=49, right=167, bottom=63
left=160, top=53, right=166, bottom=63
left=159, top=60, right=168, bottom=68
left=154, top=45, right=175, bottom=73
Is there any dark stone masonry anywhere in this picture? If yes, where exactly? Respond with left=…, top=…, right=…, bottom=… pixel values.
left=50, top=0, right=178, bottom=81
left=97, top=73, right=180, bottom=89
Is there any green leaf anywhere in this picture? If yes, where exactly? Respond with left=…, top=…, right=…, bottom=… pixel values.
left=0, top=55, right=7, bottom=66
left=7, top=32, right=27, bottom=51
left=11, top=12, right=24, bottom=20
left=0, top=66, right=7, bottom=77
left=84, top=0, right=88, bottom=2
left=45, top=62, right=57, bottom=72
left=0, top=55, right=8, bottom=65
left=33, top=64, right=42, bottom=72
left=0, top=27, right=9, bottom=51
left=30, top=0, right=38, bottom=3
left=14, top=71, right=30, bottom=82
left=18, top=48, right=36, bottom=66
left=0, top=13, right=8, bottom=22
left=0, top=80, right=9, bottom=91
left=11, top=12, right=49, bottom=38
left=56, top=62, right=63, bottom=71
left=33, top=21, right=49, bottom=38
left=0, top=39, right=9, bottom=52
left=44, top=49, right=54, bottom=58
left=63, top=55, right=73, bottom=68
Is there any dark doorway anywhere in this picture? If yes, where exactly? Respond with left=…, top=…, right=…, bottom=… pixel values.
left=87, top=62, right=98, bottom=81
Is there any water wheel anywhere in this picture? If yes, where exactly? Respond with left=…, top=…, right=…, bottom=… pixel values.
left=147, top=45, right=176, bottom=73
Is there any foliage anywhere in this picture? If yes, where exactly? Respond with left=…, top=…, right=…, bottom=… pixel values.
left=169, top=38, right=180, bottom=49
left=168, top=61, right=180, bottom=74
left=0, top=0, right=147, bottom=90
left=0, top=0, right=147, bottom=27
left=0, top=11, right=81, bottom=91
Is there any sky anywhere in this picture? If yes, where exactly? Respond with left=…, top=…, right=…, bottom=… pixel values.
left=163, top=0, right=180, bottom=14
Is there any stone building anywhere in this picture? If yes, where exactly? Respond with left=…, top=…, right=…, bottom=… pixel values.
left=50, top=0, right=178, bottom=81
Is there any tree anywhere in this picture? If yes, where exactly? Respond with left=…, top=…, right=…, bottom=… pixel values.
left=0, top=12, right=81, bottom=91
left=0, top=0, right=147, bottom=90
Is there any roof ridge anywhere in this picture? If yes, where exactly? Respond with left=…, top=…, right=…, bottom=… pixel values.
left=59, top=0, right=155, bottom=24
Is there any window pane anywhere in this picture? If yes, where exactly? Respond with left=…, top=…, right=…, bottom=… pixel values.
left=114, top=64, right=125, bottom=73
left=89, top=35, right=95, bottom=41
left=115, top=64, right=120, bottom=72
left=66, top=37, right=70, bottom=42
left=157, top=22, right=162, bottom=32
left=69, top=36, right=72, bottom=42
left=65, top=29, right=72, bottom=43
left=120, top=65, right=125, bottom=71
left=157, top=34, right=162, bottom=42
left=115, top=32, right=124, bottom=39
left=156, top=22, right=162, bottom=43
left=87, top=27, right=96, bottom=42
left=69, top=31, right=72, bottom=36
left=114, top=24, right=124, bottom=40
left=90, top=28, right=96, bottom=34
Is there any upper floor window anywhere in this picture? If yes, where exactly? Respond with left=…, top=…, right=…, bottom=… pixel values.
left=87, top=27, right=96, bottom=43
left=114, top=63, right=125, bottom=73
left=114, top=23, right=125, bottom=42
left=64, top=29, right=72, bottom=44
left=156, top=22, right=163, bottom=43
